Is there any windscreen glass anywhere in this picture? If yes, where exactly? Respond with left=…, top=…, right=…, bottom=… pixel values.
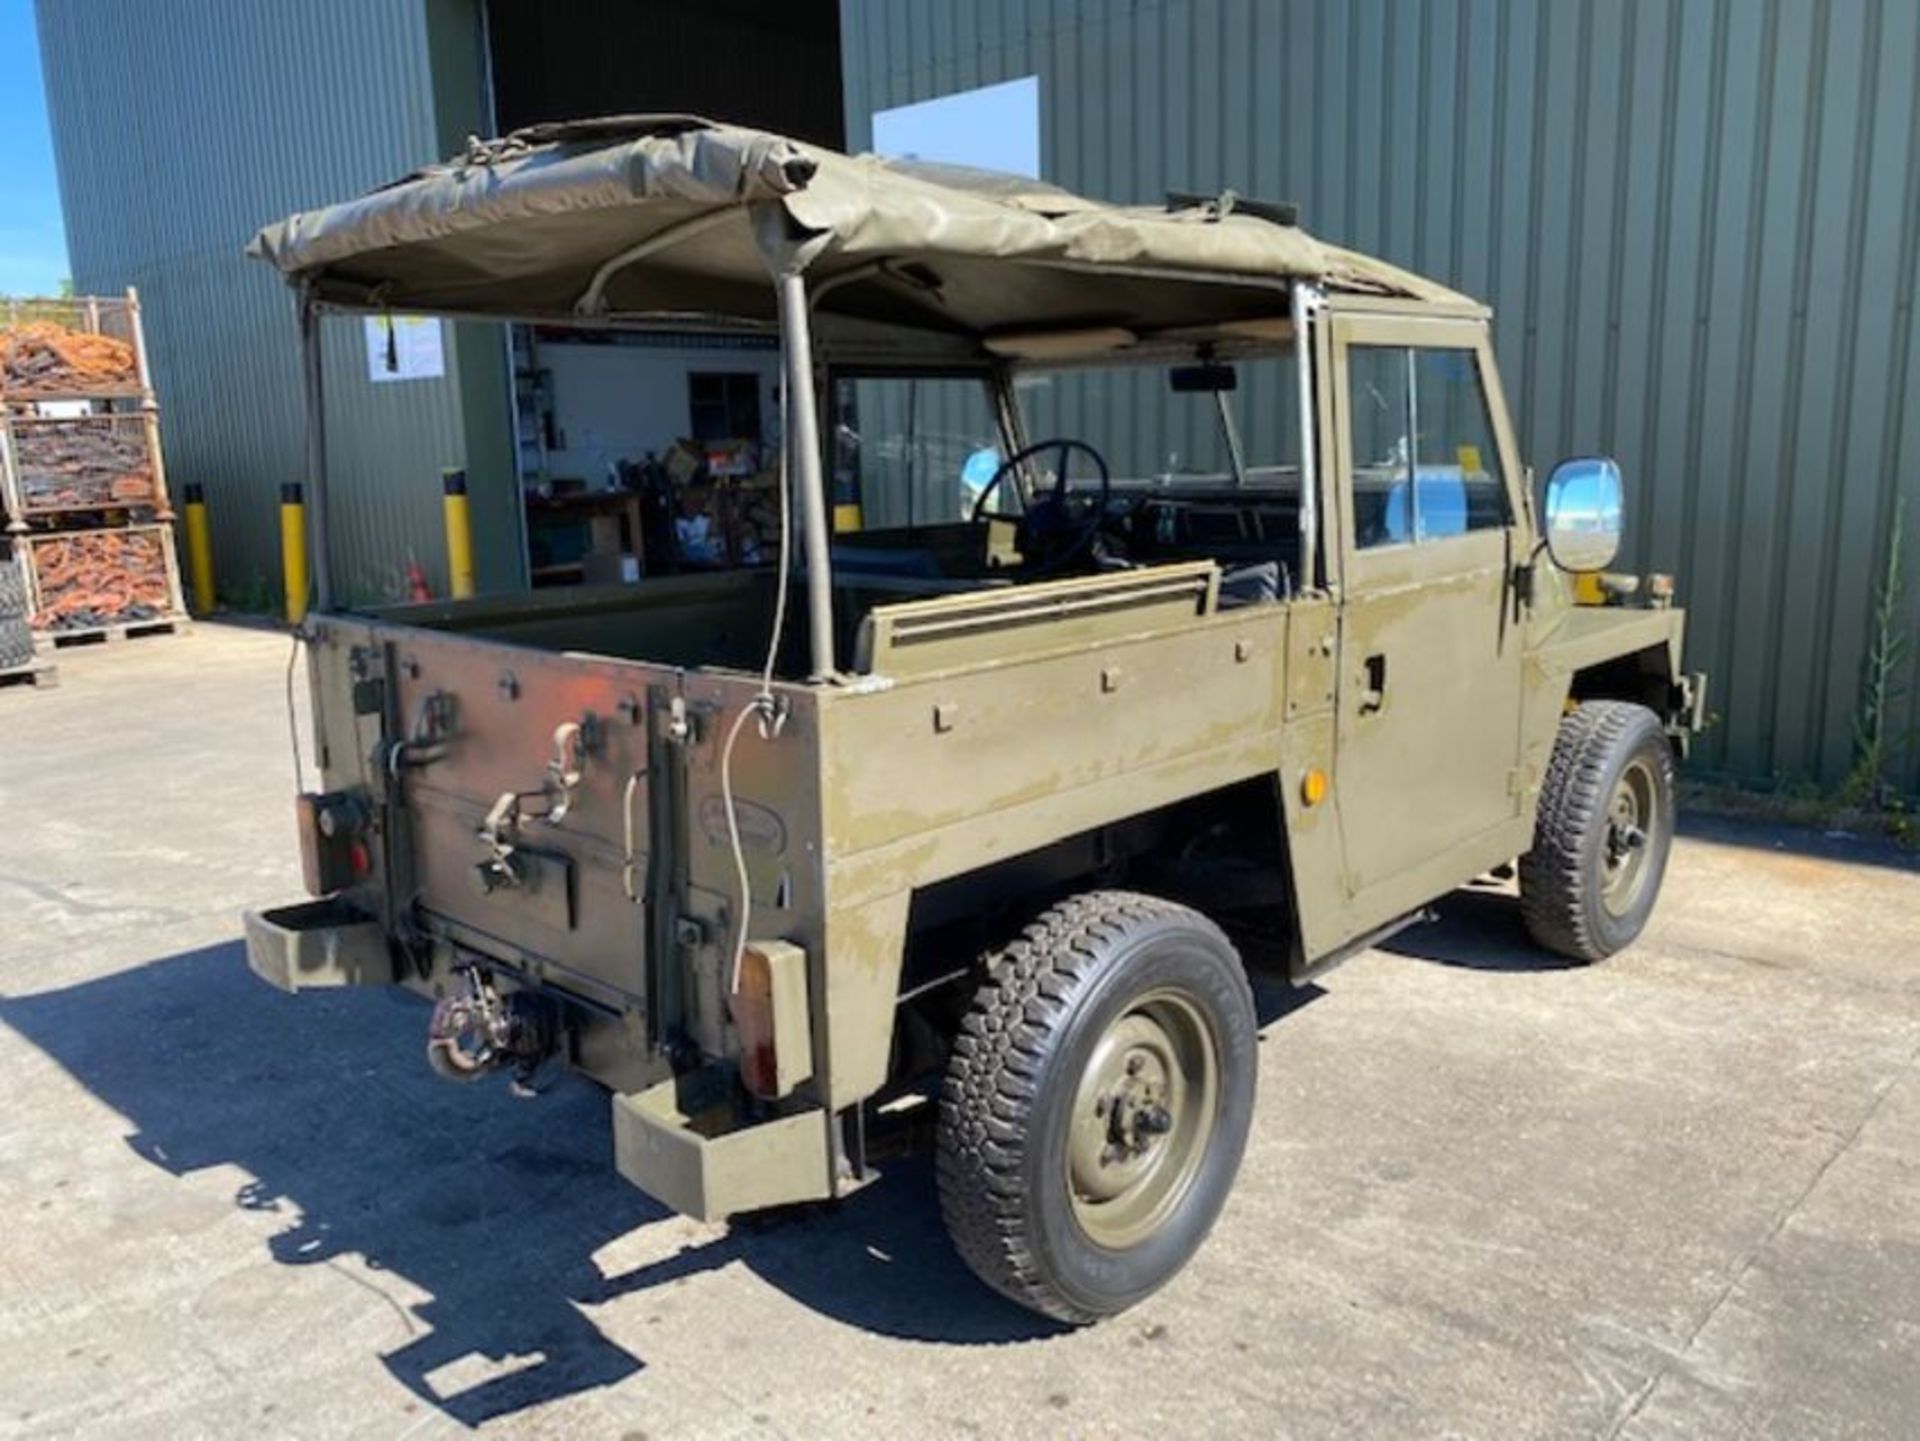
left=1015, top=352, right=1301, bottom=491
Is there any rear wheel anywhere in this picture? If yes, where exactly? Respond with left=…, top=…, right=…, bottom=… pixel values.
left=937, top=891, right=1257, bottom=1323
left=1520, top=701, right=1675, bottom=961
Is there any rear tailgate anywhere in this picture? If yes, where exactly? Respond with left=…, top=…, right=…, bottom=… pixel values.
left=380, top=626, right=678, bottom=1012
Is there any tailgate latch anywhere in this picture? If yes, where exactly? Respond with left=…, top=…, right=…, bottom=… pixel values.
left=381, top=688, right=459, bottom=775
left=473, top=716, right=599, bottom=891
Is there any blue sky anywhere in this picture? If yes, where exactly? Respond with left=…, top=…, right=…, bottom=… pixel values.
left=871, top=75, right=1040, bottom=178
left=0, top=0, right=69, bottom=296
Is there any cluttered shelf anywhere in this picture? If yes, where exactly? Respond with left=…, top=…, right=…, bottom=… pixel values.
left=524, top=437, right=783, bottom=588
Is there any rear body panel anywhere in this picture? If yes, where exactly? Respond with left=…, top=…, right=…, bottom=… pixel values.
left=389, top=632, right=668, bottom=1010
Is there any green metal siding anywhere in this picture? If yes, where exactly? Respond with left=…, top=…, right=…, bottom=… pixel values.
left=841, top=0, right=1920, bottom=794
left=34, top=0, right=520, bottom=605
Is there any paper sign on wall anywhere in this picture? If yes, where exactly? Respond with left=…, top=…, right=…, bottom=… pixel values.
left=364, top=315, right=445, bottom=383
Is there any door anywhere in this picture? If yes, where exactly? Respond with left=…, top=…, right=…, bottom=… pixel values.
left=1329, top=313, right=1528, bottom=923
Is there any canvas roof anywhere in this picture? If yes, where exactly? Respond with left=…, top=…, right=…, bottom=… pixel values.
left=248, top=115, right=1482, bottom=353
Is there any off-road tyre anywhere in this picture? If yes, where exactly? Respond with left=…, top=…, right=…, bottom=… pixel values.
left=937, top=891, right=1258, bottom=1323
left=1520, top=700, right=1675, bottom=962
left=0, top=614, right=34, bottom=671
left=0, top=564, right=27, bottom=621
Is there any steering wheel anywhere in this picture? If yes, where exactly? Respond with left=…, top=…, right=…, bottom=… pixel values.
left=968, top=438, right=1114, bottom=570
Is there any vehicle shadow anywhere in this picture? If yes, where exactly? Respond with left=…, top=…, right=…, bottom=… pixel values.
left=1378, top=880, right=1586, bottom=972
left=0, top=941, right=1080, bottom=1427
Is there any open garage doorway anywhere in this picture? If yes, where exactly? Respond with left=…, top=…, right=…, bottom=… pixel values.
left=481, top=0, right=843, bottom=587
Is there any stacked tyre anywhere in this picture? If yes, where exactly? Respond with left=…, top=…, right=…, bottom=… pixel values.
left=0, top=559, right=34, bottom=670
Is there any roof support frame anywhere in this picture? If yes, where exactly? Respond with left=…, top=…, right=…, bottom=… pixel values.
left=774, top=271, right=836, bottom=680
left=1292, top=281, right=1323, bottom=592
left=300, top=291, right=333, bottom=614
left=574, top=208, right=742, bottom=317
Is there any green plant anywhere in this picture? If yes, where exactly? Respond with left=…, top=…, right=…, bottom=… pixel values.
left=222, top=568, right=278, bottom=616
left=1840, top=494, right=1909, bottom=809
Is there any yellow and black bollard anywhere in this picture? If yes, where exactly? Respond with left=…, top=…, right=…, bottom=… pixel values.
left=442, top=467, right=475, bottom=599
left=280, top=482, right=309, bottom=623
left=182, top=481, right=216, bottom=614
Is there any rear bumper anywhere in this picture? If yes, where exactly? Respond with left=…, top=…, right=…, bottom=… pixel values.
left=243, top=896, right=392, bottom=993
left=611, top=1072, right=834, bottom=1220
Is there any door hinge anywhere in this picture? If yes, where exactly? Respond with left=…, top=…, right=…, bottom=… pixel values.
left=663, top=695, right=693, bottom=746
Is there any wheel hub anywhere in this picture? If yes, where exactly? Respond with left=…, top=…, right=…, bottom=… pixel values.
left=1067, top=992, right=1219, bottom=1248
left=1099, top=1049, right=1173, bottom=1157
left=1600, top=758, right=1658, bottom=915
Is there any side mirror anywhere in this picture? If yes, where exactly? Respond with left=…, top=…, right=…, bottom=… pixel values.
left=1542, top=457, right=1623, bottom=573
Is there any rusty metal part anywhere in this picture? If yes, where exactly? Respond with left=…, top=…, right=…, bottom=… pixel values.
left=10, top=416, right=154, bottom=512
left=27, top=527, right=178, bottom=630
left=424, top=965, right=555, bottom=1083
left=0, top=321, right=139, bottom=396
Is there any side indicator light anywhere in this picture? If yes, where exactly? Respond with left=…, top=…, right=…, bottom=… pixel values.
left=1301, top=768, right=1329, bottom=808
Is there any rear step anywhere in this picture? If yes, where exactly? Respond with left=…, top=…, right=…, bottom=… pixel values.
left=243, top=896, right=392, bottom=993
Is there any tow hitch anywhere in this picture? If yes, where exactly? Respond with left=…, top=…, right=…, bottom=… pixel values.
left=426, top=965, right=556, bottom=1090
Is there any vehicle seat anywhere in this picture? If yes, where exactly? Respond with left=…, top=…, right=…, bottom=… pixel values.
left=1218, top=560, right=1285, bottom=608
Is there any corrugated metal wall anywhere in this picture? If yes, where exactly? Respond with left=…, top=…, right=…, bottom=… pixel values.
left=841, top=0, right=1920, bottom=794
left=35, top=0, right=519, bottom=605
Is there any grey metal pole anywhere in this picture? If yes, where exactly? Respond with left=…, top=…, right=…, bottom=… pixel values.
left=1214, top=389, right=1249, bottom=488
left=1291, top=282, right=1319, bottom=591
left=1403, top=346, right=1421, bottom=543
left=299, top=297, right=334, bottom=613
left=775, top=272, right=835, bottom=679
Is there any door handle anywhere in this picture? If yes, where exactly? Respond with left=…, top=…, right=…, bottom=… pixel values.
left=1359, top=653, right=1387, bottom=714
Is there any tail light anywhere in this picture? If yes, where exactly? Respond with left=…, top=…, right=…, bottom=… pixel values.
left=296, top=790, right=371, bottom=896
left=727, top=940, right=814, bottom=1100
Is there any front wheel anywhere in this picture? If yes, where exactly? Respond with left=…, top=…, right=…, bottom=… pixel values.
left=1520, top=700, right=1676, bottom=961
left=937, top=891, right=1257, bottom=1323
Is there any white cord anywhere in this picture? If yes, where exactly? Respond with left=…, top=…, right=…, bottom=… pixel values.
left=285, top=630, right=306, bottom=794
left=719, top=702, right=760, bottom=994
left=722, top=354, right=796, bottom=994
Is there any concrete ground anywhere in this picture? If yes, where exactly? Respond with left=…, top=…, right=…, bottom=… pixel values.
left=1, top=623, right=1916, bottom=1441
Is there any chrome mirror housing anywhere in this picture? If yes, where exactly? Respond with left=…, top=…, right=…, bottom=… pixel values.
left=1543, top=457, right=1624, bottom=573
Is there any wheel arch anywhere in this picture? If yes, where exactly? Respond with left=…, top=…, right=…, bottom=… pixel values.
left=1569, top=640, right=1682, bottom=716
left=877, top=775, right=1300, bottom=1083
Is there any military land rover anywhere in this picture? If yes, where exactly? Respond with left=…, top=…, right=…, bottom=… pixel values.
left=244, top=117, right=1706, bottom=1322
